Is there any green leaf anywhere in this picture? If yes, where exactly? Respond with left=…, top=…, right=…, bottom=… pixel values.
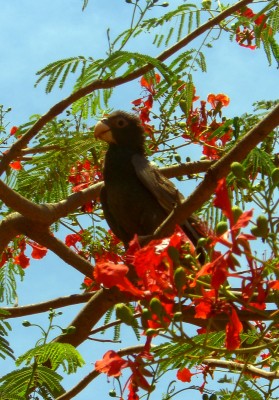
left=16, top=342, right=85, bottom=374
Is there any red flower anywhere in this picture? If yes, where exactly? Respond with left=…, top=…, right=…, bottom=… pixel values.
left=235, top=7, right=270, bottom=50
left=65, top=232, right=83, bottom=250
left=10, top=126, right=18, bottom=135
left=94, top=261, right=143, bottom=297
left=213, top=178, right=234, bottom=226
left=207, top=93, right=230, bottom=109
left=9, top=161, right=22, bottom=170
left=28, top=241, right=47, bottom=259
left=131, top=74, right=161, bottom=130
left=95, top=350, right=129, bottom=377
left=177, top=367, right=194, bottom=382
left=14, top=252, right=30, bottom=269
left=140, top=74, right=161, bottom=96
left=236, top=27, right=256, bottom=49
left=225, top=307, right=243, bottom=350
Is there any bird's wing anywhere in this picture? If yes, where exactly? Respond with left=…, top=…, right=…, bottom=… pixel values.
left=132, top=153, right=204, bottom=248
left=100, top=186, right=131, bottom=245
left=131, top=154, right=183, bottom=214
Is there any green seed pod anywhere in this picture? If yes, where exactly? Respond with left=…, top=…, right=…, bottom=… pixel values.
left=231, top=206, right=243, bottom=223
left=271, top=168, right=279, bottom=185
left=174, top=266, right=187, bottom=291
left=109, top=390, right=117, bottom=397
left=141, top=308, right=152, bottom=329
left=216, top=221, right=228, bottom=235
left=149, top=297, right=164, bottom=318
left=145, top=328, right=159, bottom=336
left=252, top=215, right=269, bottom=238
left=115, top=304, right=135, bottom=326
left=197, top=237, right=207, bottom=247
left=257, top=215, right=268, bottom=229
left=231, top=162, right=245, bottom=178
left=202, top=0, right=211, bottom=9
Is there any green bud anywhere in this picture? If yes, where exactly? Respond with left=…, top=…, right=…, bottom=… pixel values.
left=174, top=267, right=187, bottom=291
left=115, top=304, right=135, bottom=326
left=251, top=215, right=269, bottom=238
left=202, top=0, right=211, bottom=9
left=257, top=215, right=268, bottom=229
left=145, top=328, right=158, bottom=336
left=197, top=237, right=207, bottom=247
left=62, top=326, right=76, bottom=335
left=271, top=168, right=279, bottom=185
left=178, top=121, right=186, bottom=128
left=216, top=221, right=228, bottom=235
left=231, top=206, right=243, bottom=223
left=238, top=177, right=249, bottom=189
left=173, top=311, right=183, bottom=321
left=22, top=320, right=31, bottom=327
left=231, top=162, right=245, bottom=178
left=149, top=297, right=164, bottom=318
left=142, top=308, right=152, bottom=319
left=109, top=390, right=117, bottom=397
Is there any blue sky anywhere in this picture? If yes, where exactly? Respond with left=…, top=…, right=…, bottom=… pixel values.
left=0, top=1, right=278, bottom=399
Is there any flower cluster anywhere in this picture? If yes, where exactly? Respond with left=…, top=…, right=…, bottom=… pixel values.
left=0, top=236, right=47, bottom=269
left=235, top=6, right=270, bottom=50
left=68, top=159, right=103, bottom=212
left=132, top=74, right=160, bottom=136
left=183, top=92, right=232, bottom=159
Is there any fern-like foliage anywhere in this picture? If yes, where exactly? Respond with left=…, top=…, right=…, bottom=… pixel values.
left=35, top=56, right=90, bottom=93
left=10, top=118, right=102, bottom=204
left=154, top=331, right=225, bottom=374
left=0, top=311, right=14, bottom=362
left=0, top=366, right=64, bottom=399
left=0, top=261, right=24, bottom=305
left=16, top=342, right=85, bottom=373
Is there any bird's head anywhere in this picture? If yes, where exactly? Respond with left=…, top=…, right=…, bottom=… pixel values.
left=94, top=111, right=145, bottom=153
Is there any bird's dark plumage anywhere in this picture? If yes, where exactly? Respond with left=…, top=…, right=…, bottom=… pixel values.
left=94, top=110, right=203, bottom=253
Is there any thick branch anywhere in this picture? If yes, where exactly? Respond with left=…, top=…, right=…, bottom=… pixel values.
left=0, top=213, right=94, bottom=276
left=0, top=0, right=252, bottom=175
left=0, top=293, right=93, bottom=319
left=203, top=358, right=279, bottom=380
left=54, top=287, right=130, bottom=347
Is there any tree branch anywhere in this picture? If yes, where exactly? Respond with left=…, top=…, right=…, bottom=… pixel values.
left=203, top=358, right=279, bottom=380
left=0, top=293, right=93, bottom=319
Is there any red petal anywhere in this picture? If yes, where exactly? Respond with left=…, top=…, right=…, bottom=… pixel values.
left=177, top=367, right=193, bottom=382
left=9, top=161, right=22, bottom=170
left=95, top=350, right=128, bottom=377
left=28, top=241, right=48, bottom=259
left=10, top=126, right=19, bottom=135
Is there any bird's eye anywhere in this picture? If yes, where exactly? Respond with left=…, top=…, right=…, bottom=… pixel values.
left=116, top=118, right=127, bottom=128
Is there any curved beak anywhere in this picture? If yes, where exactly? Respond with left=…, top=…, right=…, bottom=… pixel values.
left=94, top=120, right=116, bottom=144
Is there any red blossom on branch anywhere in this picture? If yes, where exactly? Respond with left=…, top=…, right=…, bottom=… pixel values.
left=95, top=350, right=129, bottom=377
left=183, top=91, right=232, bottom=160
left=9, top=160, right=22, bottom=170
left=131, top=74, right=161, bottom=134
left=68, top=159, right=103, bottom=212
left=235, top=7, right=270, bottom=50
left=177, top=367, right=194, bottom=382
left=10, top=126, right=18, bottom=135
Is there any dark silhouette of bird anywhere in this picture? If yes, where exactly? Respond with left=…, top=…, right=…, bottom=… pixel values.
left=94, top=110, right=204, bottom=257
